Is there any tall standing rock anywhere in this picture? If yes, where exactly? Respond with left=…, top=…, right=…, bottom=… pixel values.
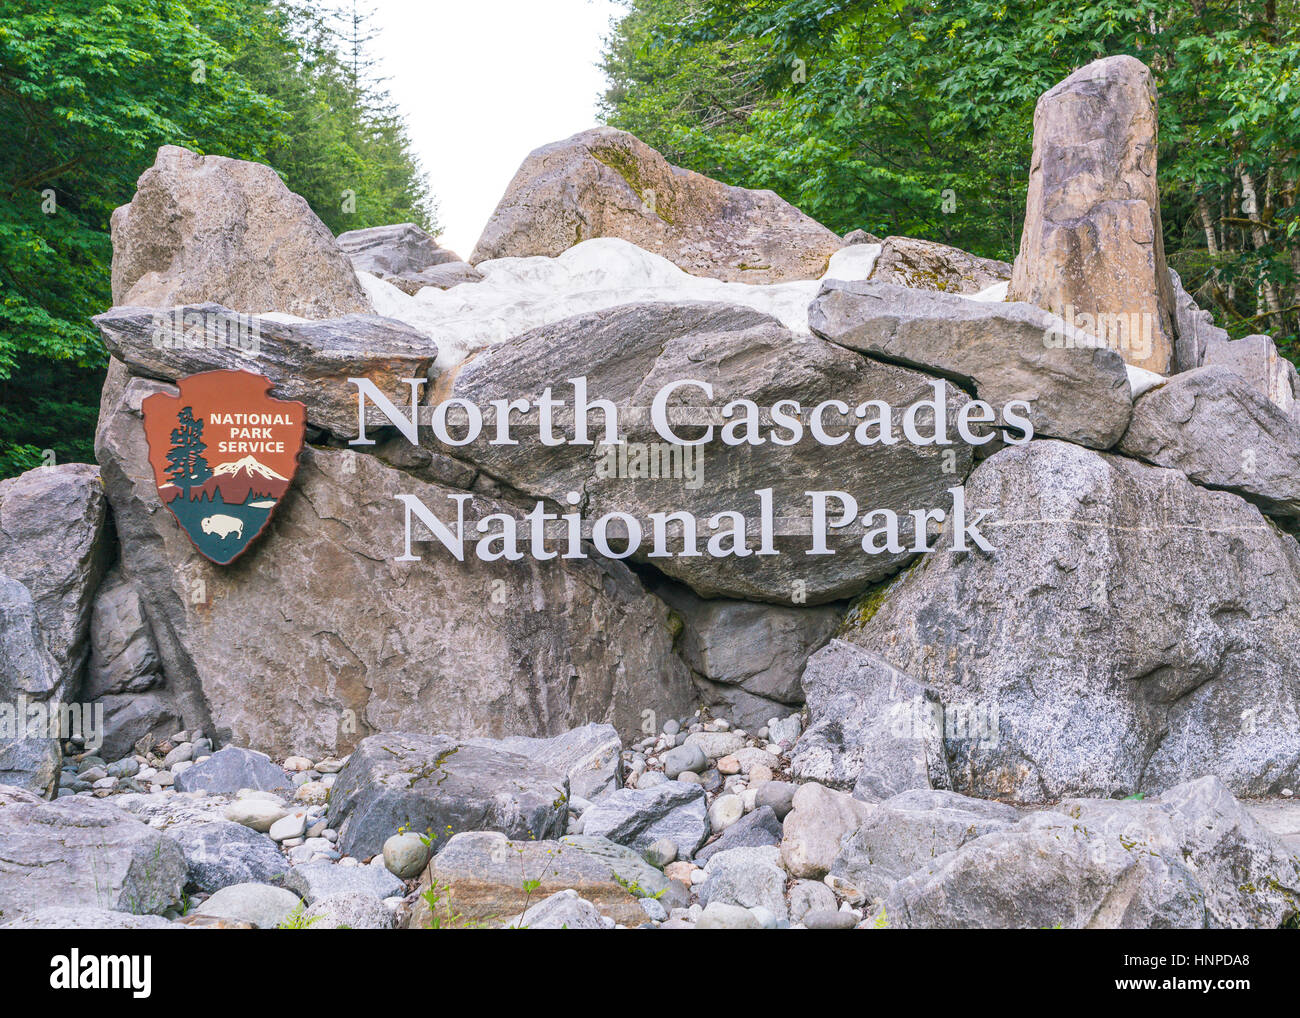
left=1009, top=56, right=1175, bottom=374
left=0, top=576, right=62, bottom=796
left=470, top=127, right=842, bottom=283
left=109, top=145, right=372, bottom=317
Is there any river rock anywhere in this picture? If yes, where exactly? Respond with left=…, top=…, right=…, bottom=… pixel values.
left=194, top=882, right=301, bottom=928
left=93, top=303, right=436, bottom=440
left=505, top=888, right=613, bottom=929
left=282, top=860, right=404, bottom=904
left=337, top=222, right=461, bottom=275
left=303, top=890, right=397, bottom=929
left=174, top=747, right=293, bottom=794
left=470, top=127, right=841, bottom=284
left=96, top=376, right=695, bottom=759
left=1119, top=365, right=1300, bottom=517
left=700, top=845, right=788, bottom=920
left=0, top=907, right=175, bottom=929
left=0, top=791, right=185, bottom=920
left=846, top=438, right=1300, bottom=802
left=411, top=831, right=667, bottom=928
left=430, top=300, right=974, bottom=604
left=96, top=692, right=181, bottom=763
left=326, top=732, right=569, bottom=859
left=695, top=804, right=783, bottom=864
left=809, top=279, right=1133, bottom=449
left=868, top=235, right=1010, bottom=295
left=578, top=782, right=709, bottom=857
left=780, top=782, right=874, bottom=879
left=110, top=145, right=371, bottom=317
left=164, top=819, right=288, bottom=892
left=0, top=463, right=111, bottom=697
left=1009, top=56, right=1175, bottom=373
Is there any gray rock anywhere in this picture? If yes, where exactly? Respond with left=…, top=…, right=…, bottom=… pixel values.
left=1120, top=365, right=1300, bottom=517
left=0, top=463, right=111, bottom=697
left=830, top=789, right=1021, bottom=904
left=644, top=838, right=678, bottom=868
left=326, top=732, right=569, bottom=859
left=790, top=639, right=948, bottom=799
left=110, top=145, right=372, bottom=318
left=194, top=882, right=302, bottom=929
left=95, top=692, right=180, bottom=762
left=0, top=791, right=185, bottom=919
left=695, top=805, right=783, bottom=864
left=470, top=127, right=841, bottom=284
left=868, top=235, right=1011, bottom=294
left=93, top=303, right=437, bottom=441
left=683, top=731, right=745, bottom=760
left=781, top=782, right=874, bottom=880
left=1168, top=268, right=1228, bottom=373
left=846, top=438, right=1300, bottom=801
left=506, top=888, right=613, bottom=929
left=695, top=901, right=761, bottom=929
left=302, top=890, right=396, bottom=929
left=1008, top=56, right=1175, bottom=374
left=788, top=879, right=838, bottom=923
left=467, top=723, right=622, bottom=801
left=0, top=576, right=61, bottom=796
left=173, top=747, right=292, bottom=794
left=85, top=568, right=161, bottom=699
left=0, top=906, right=175, bottom=929
left=754, top=781, right=797, bottom=820
left=411, top=831, right=666, bottom=928
left=809, top=279, right=1133, bottom=449
left=164, top=820, right=287, bottom=892
left=663, top=744, right=707, bottom=779
left=843, top=229, right=881, bottom=246
left=96, top=378, right=695, bottom=759
left=579, top=782, right=709, bottom=858
left=1203, top=332, right=1299, bottom=418
left=336, top=222, right=462, bottom=276
left=282, top=861, right=404, bottom=904
left=884, top=777, right=1300, bottom=929
left=382, top=831, right=431, bottom=880
left=701, top=845, right=788, bottom=921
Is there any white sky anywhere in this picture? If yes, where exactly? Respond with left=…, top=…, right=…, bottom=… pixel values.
left=364, top=0, right=623, bottom=257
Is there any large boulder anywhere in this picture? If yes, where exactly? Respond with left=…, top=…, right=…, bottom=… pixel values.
left=337, top=222, right=480, bottom=293
left=172, top=747, right=292, bottom=794
left=110, top=145, right=371, bottom=317
left=85, top=567, right=162, bottom=699
left=93, top=303, right=437, bottom=440
left=868, top=236, right=1010, bottom=295
left=164, top=820, right=288, bottom=892
left=0, top=463, right=112, bottom=697
left=790, top=639, right=949, bottom=801
left=325, top=732, right=570, bottom=859
left=1119, top=365, right=1300, bottom=517
left=466, top=723, right=622, bottom=801
left=578, top=782, right=709, bottom=857
left=0, top=576, right=62, bottom=796
left=96, top=692, right=180, bottom=762
left=0, top=791, right=186, bottom=920
left=470, top=127, right=842, bottom=284
left=95, top=375, right=696, bottom=759
left=430, top=301, right=975, bottom=604
left=809, top=279, right=1134, bottom=449
left=1168, top=268, right=1229, bottom=373
left=1202, top=332, right=1300, bottom=421
left=882, top=778, right=1300, bottom=929
left=846, top=439, right=1300, bottom=803
left=1009, top=56, right=1175, bottom=374
left=411, top=831, right=668, bottom=927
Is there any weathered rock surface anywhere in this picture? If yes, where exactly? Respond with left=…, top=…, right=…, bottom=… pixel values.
left=1120, top=365, right=1300, bottom=517
left=411, top=831, right=667, bottom=927
left=93, top=303, right=436, bottom=440
left=578, top=782, right=709, bottom=857
left=164, top=820, right=288, bottom=892
left=0, top=906, right=175, bottom=929
left=1009, top=56, right=1175, bottom=373
left=172, top=746, right=292, bottom=794
left=303, top=891, right=397, bottom=929
left=790, top=639, right=949, bottom=801
left=780, top=782, right=874, bottom=879
left=847, top=439, right=1300, bottom=802
left=0, top=463, right=111, bottom=697
left=282, top=860, right=404, bottom=904
left=656, top=582, right=840, bottom=724
left=194, top=882, right=301, bottom=929
left=0, top=576, right=61, bottom=796
left=830, top=789, right=1020, bottom=904
left=337, top=222, right=461, bottom=275
left=110, top=145, right=371, bottom=317
left=883, top=778, right=1300, bottom=928
left=470, top=127, right=842, bottom=284
left=96, top=692, right=180, bottom=762
left=467, top=723, right=622, bottom=801
left=85, top=567, right=161, bottom=699
left=809, top=279, right=1134, bottom=449
left=1168, top=268, right=1229, bottom=373
left=0, top=791, right=185, bottom=919
left=695, top=804, right=783, bottom=865
left=96, top=375, right=696, bottom=758
left=433, top=301, right=974, bottom=604
left=1202, top=332, right=1300, bottom=420
left=868, top=236, right=1010, bottom=295
left=700, top=845, right=788, bottom=920
left=326, top=733, right=570, bottom=860
left=505, top=888, right=613, bottom=929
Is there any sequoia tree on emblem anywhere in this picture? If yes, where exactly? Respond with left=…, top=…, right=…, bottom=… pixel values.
left=141, top=370, right=306, bottom=564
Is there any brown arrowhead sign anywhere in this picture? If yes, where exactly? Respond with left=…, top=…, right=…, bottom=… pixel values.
left=142, top=369, right=306, bottom=564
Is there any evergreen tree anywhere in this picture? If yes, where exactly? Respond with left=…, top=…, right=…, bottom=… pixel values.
left=165, top=407, right=212, bottom=494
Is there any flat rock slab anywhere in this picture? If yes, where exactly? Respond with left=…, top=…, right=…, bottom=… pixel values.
left=0, top=792, right=185, bottom=920
left=412, top=831, right=667, bottom=928
left=579, top=782, right=709, bottom=857
left=809, top=279, right=1133, bottom=449
left=467, top=723, right=622, bottom=801
left=326, top=732, right=570, bottom=860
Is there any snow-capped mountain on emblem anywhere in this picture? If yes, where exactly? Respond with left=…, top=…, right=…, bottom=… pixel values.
left=142, top=370, right=306, bottom=564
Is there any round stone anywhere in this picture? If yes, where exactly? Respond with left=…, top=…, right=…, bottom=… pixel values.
left=383, top=831, right=431, bottom=880
left=708, top=794, right=744, bottom=832
left=663, top=743, right=707, bottom=779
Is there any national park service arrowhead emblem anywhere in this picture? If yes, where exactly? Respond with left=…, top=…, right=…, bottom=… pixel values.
left=142, top=370, right=306, bottom=564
